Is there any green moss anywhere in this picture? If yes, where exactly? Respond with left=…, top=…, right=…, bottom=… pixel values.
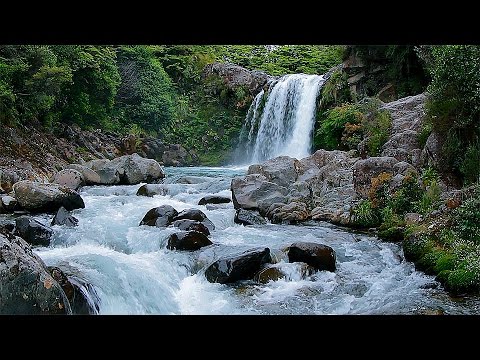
left=445, top=268, right=480, bottom=295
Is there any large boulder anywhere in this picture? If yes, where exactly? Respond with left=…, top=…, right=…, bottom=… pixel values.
left=231, top=174, right=289, bottom=214
left=13, top=180, right=85, bottom=213
left=139, top=205, right=178, bottom=227
left=66, top=164, right=102, bottom=185
left=107, top=153, right=165, bottom=185
left=14, top=216, right=54, bottom=247
left=0, top=232, right=70, bottom=314
left=352, top=156, right=401, bottom=198
left=52, top=169, right=85, bottom=191
left=198, top=195, right=231, bottom=206
left=205, top=248, right=272, bottom=284
left=171, top=219, right=210, bottom=236
left=84, top=159, right=110, bottom=172
left=267, top=202, right=310, bottom=224
left=287, top=242, right=336, bottom=272
left=96, top=167, right=121, bottom=185
left=51, top=206, right=78, bottom=227
left=166, top=231, right=213, bottom=251
left=248, top=156, right=301, bottom=188
left=234, top=209, right=267, bottom=226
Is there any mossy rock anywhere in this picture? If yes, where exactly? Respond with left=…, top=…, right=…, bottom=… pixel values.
left=378, top=226, right=405, bottom=242
left=444, top=269, right=480, bottom=295
left=402, top=234, right=435, bottom=262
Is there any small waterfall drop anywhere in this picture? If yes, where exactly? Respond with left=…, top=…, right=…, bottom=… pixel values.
left=237, top=73, right=325, bottom=164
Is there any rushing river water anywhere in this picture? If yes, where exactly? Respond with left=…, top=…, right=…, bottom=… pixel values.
left=27, top=167, right=480, bottom=314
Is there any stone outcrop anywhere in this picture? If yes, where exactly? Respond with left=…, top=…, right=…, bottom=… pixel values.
left=0, top=231, right=70, bottom=314
left=13, top=180, right=85, bottom=213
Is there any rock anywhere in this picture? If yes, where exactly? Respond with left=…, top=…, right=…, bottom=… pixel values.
left=14, top=216, right=54, bottom=247
left=421, top=131, right=442, bottom=169
left=267, top=201, right=310, bottom=224
left=136, top=184, right=169, bottom=197
left=205, top=247, right=272, bottom=284
left=288, top=242, right=336, bottom=272
left=171, top=219, right=210, bottom=236
left=96, top=167, right=121, bottom=185
left=352, top=156, right=400, bottom=198
left=173, top=208, right=215, bottom=232
left=198, top=195, right=231, bottom=205
left=53, top=169, right=85, bottom=190
left=66, top=164, right=102, bottom=185
left=231, top=174, right=289, bottom=214
left=1, top=195, right=18, bottom=212
left=254, top=265, right=285, bottom=283
left=162, top=144, right=190, bottom=167
left=234, top=209, right=267, bottom=225
left=107, top=153, right=165, bottom=184
left=84, top=158, right=110, bottom=172
left=203, top=62, right=271, bottom=96
left=176, top=176, right=208, bottom=184
left=13, top=180, right=85, bottom=213
left=166, top=231, right=213, bottom=251
left=248, top=156, right=301, bottom=188
left=49, top=267, right=99, bottom=315
left=139, top=205, right=178, bottom=227
left=404, top=212, right=422, bottom=225
left=0, top=168, right=21, bottom=194
left=0, top=232, right=70, bottom=314
left=51, top=206, right=79, bottom=227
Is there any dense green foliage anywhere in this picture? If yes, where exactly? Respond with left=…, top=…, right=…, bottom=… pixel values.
left=422, top=45, right=480, bottom=184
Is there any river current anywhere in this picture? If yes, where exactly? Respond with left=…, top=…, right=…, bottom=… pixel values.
left=29, top=166, right=479, bottom=314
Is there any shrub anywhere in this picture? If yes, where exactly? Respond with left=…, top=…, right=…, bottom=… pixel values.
left=352, top=200, right=381, bottom=228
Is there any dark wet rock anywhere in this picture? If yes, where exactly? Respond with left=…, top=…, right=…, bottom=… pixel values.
left=205, top=248, right=272, bottom=284
left=171, top=219, right=210, bottom=236
left=139, top=205, right=178, bottom=227
left=254, top=265, right=285, bottom=284
left=173, top=208, right=215, bottom=232
left=14, top=216, right=54, bottom=247
left=288, top=242, right=336, bottom=272
left=48, top=267, right=99, bottom=315
left=66, top=164, right=102, bottom=185
left=0, top=232, right=70, bottom=314
left=136, top=184, right=169, bottom=197
left=167, top=231, right=213, bottom=251
left=13, top=180, right=85, bottom=213
left=234, top=209, right=267, bottom=226
left=53, top=169, right=85, bottom=190
left=198, top=195, right=231, bottom=205
left=51, top=206, right=78, bottom=227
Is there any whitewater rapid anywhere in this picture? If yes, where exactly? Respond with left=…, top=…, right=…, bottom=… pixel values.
left=28, top=167, right=479, bottom=314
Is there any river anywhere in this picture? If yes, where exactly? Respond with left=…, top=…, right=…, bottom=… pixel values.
left=30, top=166, right=479, bottom=314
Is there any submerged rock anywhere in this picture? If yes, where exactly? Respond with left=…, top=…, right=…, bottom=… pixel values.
left=51, top=206, right=78, bottom=227
left=205, top=248, right=272, bottom=284
left=13, top=180, right=85, bottom=213
left=0, top=232, right=70, bottom=314
left=139, top=205, right=178, bottom=227
left=287, top=242, right=336, bottom=272
left=234, top=209, right=267, bottom=226
left=53, top=169, right=85, bottom=190
left=136, top=184, right=169, bottom=197
left=167, top=231, right=213, bottom=251
left=198, top=195, right=231, bottom=205
left=15, top=216, right=54, bottom=246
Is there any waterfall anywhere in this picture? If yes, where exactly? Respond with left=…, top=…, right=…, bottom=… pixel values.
left=237, top=73, right=325, bottom=164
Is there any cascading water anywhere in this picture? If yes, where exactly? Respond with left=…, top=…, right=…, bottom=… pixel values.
left=238, top=73, right=325, bottom=164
